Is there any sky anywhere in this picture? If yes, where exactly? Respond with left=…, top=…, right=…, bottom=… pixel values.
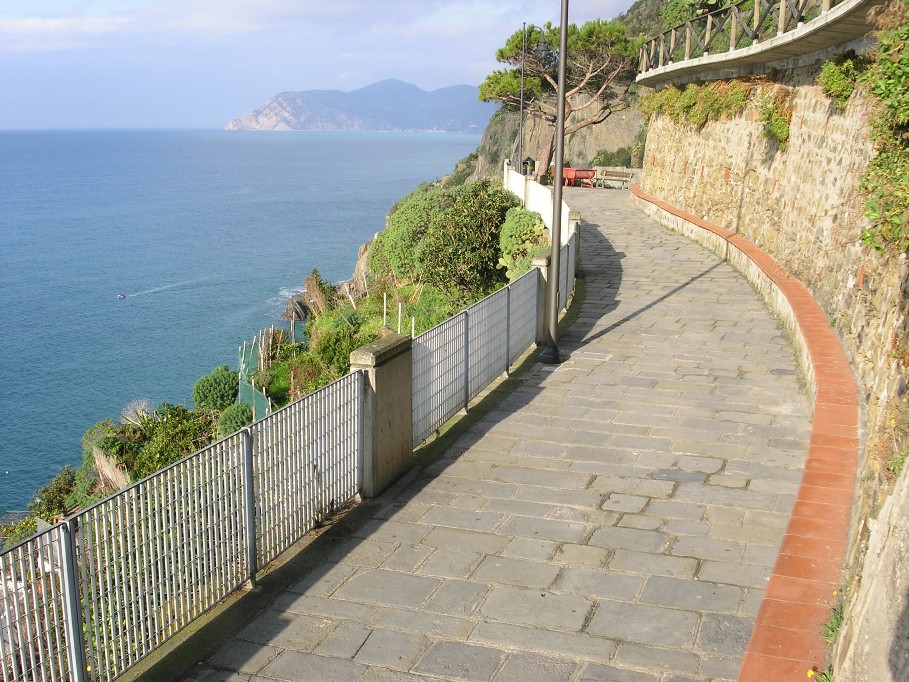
left=0, top=1, right=637, bottom=129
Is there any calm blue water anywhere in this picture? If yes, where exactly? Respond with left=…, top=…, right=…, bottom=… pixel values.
left=0, top=129, right=480, bottom=513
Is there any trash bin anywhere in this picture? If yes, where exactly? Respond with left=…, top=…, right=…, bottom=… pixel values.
left=522, top=157, right=536, bottom=177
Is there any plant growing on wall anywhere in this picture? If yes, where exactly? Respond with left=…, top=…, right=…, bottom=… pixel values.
left=639, top=79, right=749, bottom=127
left=818, top=53, right=865, bottom=109
left=859, top=0, right=909, bottom=252
left=758, top=86, right=792, bottom=147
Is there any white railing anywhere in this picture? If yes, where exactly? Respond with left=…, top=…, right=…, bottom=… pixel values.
left=2, top=167, right=579, bottom=680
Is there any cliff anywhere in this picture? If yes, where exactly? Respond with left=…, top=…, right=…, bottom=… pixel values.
left=226, top=79, right=496, bottom=133
left=453, top=99, right=645, bottom=184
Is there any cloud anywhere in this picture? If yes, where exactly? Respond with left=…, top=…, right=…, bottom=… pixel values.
left=0, top=16, right=132, bottom=51
left=0, top=0, right=637, bottom=53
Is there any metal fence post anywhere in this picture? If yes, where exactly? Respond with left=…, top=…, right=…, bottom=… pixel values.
left=356, top=370, right=365, bottom=491
left=505, top=285, right=512, bottom=372
left=241, top=428, right=257, bottom=587
left=463, top=310, right=470, bottom=411
left=60, top=520, right=87, bottom=682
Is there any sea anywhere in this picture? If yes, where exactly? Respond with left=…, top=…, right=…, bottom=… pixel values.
left=0, top=129, right=481, bottom=514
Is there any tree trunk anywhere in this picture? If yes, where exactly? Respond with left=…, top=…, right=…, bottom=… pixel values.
left=535, top=131, right=556, bottom=184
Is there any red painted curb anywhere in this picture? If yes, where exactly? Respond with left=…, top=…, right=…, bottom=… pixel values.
left=629, top=185, right=859, bottom=681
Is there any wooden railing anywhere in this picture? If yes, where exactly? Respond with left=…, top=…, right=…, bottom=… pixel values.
left=638, top=0, right=838, bottom=74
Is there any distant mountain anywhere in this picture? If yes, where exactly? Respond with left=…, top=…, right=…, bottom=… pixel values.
left=226, top=79, right=497, bottom=133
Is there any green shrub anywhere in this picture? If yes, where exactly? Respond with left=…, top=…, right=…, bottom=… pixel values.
left=498, top=207, right=549, bottom=281
left=591, top=146, right=633, bottom=167
left=64, top=447, right=103, bottom=511
left=639, top=80, right=749, bottom=128
left=130, top=403, right=216, bottom=478
left=192, top=365, right=238, bottom=412
left=276, top=341, right=305, bottom=361
left=818, top=54, right=863, bottom=109
left=369, top=183, right=462, bottom=281
left=758, top=89, right=791, bottom=146
left=417, top=180, right=520, bottom=302
left=312, top=321, right=377, bottom=377
left=217, top=403, right=254, bottom=437
left=289, top=352, right=336, bottom=398
left=3, top=517, right=37, bottom=547
left=27, top=466, right=77, bottom=522
left=860, top=2, right=909, bottom=252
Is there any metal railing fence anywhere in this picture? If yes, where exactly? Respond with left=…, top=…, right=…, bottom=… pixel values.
left=638, top=0, right=839, bottom=74
left=412, top=267, right=544, bottom=446
left=1, top=528, right=71, bottom=682
left=75, top=433, right=248, bottom=681
left=2, top=167, right=578, bottom=679
left=251, top=372, right=363, bottom=568
left=1, top=372, right=362, bottom=682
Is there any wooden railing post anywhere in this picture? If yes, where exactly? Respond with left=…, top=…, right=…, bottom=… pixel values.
left=669, top=28, right=677, bottom=62
left=658, top=34, right=665, bottom=66
left=685, top=22, right=692, bottom=59
left=729, top=11, right=738, bottom=51
left=705, top=15, right=713, bottom=54
left=822, top=0, right=832, bottom=11
left=778, top=0, right=788, bottom=34
left=754, top=0, right=762, bottom=41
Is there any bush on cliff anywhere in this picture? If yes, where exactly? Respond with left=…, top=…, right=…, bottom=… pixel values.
left=417, top=180, right=520, bottom=302
left=310, top=309, right=378, bottom=377
left=369, top=183, right=461, bottom=281
left=127, top=403, right=216, bottom=478
left=217, top=403, right=254, bottom=437
left=192, top=365, right=239, bottom=412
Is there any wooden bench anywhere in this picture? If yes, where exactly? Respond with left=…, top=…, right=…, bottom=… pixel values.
left=594, top=167, right=634, bottom=189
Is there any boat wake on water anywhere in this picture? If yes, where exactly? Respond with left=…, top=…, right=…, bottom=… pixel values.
left=118, top=276, right=214, bottom=299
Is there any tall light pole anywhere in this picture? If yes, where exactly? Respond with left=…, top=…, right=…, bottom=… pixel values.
left=539, top=0, right=569, bottom=365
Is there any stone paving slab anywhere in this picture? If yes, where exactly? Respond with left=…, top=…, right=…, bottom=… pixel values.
left=181, top=189, right=812, bottom=682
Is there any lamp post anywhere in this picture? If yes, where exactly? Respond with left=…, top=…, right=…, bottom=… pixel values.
left=539, top=0, right=569, bottom=365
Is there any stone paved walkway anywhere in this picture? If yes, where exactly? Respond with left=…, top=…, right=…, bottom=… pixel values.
left=184, top=189, right=812, bottom=682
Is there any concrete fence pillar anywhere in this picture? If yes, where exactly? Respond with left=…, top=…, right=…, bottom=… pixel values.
left=533, top=254, right=551, bottom=345
left=569, top=210, right=582, bottom=275
left=350, top=333, right=413, bottom=498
